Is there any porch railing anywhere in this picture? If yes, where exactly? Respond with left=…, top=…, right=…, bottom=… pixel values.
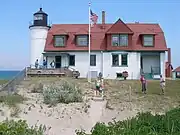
left=0, top=68, right=27, bottom=94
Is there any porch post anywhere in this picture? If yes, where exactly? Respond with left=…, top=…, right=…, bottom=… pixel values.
left=46, top=56, right=48, bottom=68
left=137, top=52, right=141, bottom=78
left=101, top=51, right=103, bottom=76
left=160, top=52, right=165, bottom=78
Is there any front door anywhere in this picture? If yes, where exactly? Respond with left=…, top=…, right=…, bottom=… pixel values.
left=55, top=56, right=61, bottom=68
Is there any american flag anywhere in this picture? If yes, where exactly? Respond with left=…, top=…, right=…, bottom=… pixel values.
left=90, top=10, right=98, bottom=26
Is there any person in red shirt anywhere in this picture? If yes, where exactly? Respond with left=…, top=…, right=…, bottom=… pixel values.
left=140, top=75, right=147, bottom=94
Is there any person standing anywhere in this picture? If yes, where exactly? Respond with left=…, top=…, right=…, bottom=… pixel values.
left=140, top=75, right=147, bottom=94
left=94, top=76, right=101, bottom=96
left=50, top=60, right=55, bottom=69
left=43, top=59, right=47, bottom=69
left=160, top=75, right=165, bottom=94
left=35, top=59, right=39, bottom=69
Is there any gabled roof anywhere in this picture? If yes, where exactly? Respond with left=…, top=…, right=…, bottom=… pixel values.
left=75, top=28, right=88, bottom=35
left=53, top=29, right=68, bottom=35
left=174, top=66, right=180, bottom=72
left=127, top=23, right=167, bottom=51
left=44, top=24, right=111, bottom=51
left=106, top=19, right=133, bottom=34
left=44, top=21, right=168, bottom=52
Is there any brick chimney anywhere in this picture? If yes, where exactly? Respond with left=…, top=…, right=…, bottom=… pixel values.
left=102, top=11, right=105, bottom=24
left=168, top=48, right=171, bottom=63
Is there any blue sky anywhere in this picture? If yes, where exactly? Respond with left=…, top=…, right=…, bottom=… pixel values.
left=0, top=0, right=179, bottom=70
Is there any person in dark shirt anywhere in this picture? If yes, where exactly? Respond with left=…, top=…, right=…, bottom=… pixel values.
left=43, top=59, right=47, bottom=69
left=140, top=75, right=147, bottom=94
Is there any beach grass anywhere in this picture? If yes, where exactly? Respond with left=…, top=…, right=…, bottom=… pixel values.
left=0, top=93, right=26, bottom=107
left=0, top=80, right=8, bottom=85
left=0, top=93, right=26, bottom=117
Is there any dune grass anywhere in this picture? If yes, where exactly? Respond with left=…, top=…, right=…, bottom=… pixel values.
left=0, top=80, right=8, bottom=85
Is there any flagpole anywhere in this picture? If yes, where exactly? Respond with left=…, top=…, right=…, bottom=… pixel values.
left=88, top=2, right=91, bottom=83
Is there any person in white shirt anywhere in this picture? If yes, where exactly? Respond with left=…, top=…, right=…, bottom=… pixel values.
left=160, top=74, right=165, bottom=94
left=50, top=60, right=55, bottom=68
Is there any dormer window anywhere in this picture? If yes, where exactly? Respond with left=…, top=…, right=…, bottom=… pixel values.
left=143, top=35, right=154, bottom=46
left=54, top=35, right=66, bottom=47
left=112, top=34, right=128, bottom=46
left=76, top=35, right=88, bottom=46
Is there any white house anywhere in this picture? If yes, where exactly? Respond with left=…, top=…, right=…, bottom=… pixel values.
left=29, top=8, right=168, bottom=80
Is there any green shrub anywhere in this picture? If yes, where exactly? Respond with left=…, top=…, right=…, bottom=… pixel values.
left=0, top=119, right=46, bottom=135
left=76, top=108, right=180, bottom=135
left=43, top=80, right=83, bottom=105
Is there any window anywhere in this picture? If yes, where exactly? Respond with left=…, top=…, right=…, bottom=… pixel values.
left=121, top=54, right=128, bottom=66
left=54, top=36, right=65, bottom=47
left=143, top=35, right=154, bottom=46
left=34, top=14, right=43, bottom=20
left=112, top=34, right=128, bottom=46
left=112, top=35, right=119, bottom=46
left=90, top=55, right=96, bottom=66
left=112, top=54, right=119, bottom=66
left=69, top=55, right=75, bottom=66
left=76, top=35, right=88, bottom=46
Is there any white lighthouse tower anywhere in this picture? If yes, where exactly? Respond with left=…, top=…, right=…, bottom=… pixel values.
left=29, top=8, right=50, bottom=68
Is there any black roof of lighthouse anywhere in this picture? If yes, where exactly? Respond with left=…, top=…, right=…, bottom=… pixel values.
left=34, top=8, right=47, bottom=16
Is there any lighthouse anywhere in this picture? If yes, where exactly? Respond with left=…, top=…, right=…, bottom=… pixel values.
left=29, top=8, right=50, bottom=68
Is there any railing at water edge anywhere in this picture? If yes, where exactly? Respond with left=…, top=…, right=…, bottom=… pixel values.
left=0, top=68, right=27, bottom=94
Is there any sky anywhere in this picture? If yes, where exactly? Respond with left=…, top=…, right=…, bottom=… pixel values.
left=0, top=0, right=179, bottom=70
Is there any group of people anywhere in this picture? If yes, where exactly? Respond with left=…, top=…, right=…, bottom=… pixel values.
left=140, top=74, right=165, bottom=94
left=34, top=59, right=55, bottom=69
left=94, top=73, right=166, bottom=98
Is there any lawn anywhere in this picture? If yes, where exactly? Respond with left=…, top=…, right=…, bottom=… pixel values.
left=103, top=79, right=180, bottom=113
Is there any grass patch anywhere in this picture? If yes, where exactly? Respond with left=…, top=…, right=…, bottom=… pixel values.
left=0, top=93, right=26, bottom=107
left=0, top=93, right=26, bottom=117
left=0, top=80, right=8, bottom=85
left=103, top=79, right=180, bottom=113
left=76, top=108, right=180, bottom=135
left=131, top=79, right=180, bottom=96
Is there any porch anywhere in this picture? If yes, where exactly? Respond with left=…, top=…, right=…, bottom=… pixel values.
left=140, top=52, right=165, bottom=79
left=43, top=52, right=74, bottom=69
left=27, top=52, right=80, bottom=78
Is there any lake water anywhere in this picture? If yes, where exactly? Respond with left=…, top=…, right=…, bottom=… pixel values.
left=0, top=71, right=20, bottom=80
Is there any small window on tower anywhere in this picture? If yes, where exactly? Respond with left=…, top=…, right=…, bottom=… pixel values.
left=34, top=14, right=43, bottom=20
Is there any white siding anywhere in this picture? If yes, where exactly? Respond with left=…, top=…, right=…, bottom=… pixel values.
left=160, top=52, right=166, bottom=78
left=103, top=52, right=140, bottom=79
left=44, top=51, right=166, bottom=80
left=68, top=52, right=102, bottom=78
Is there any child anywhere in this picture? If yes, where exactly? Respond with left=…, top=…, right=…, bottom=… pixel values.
left=95, top=77, right=101, bottom=96
left=140, top=75, right=147, bottom=94
left=160, top=75, right=165, bottom=94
